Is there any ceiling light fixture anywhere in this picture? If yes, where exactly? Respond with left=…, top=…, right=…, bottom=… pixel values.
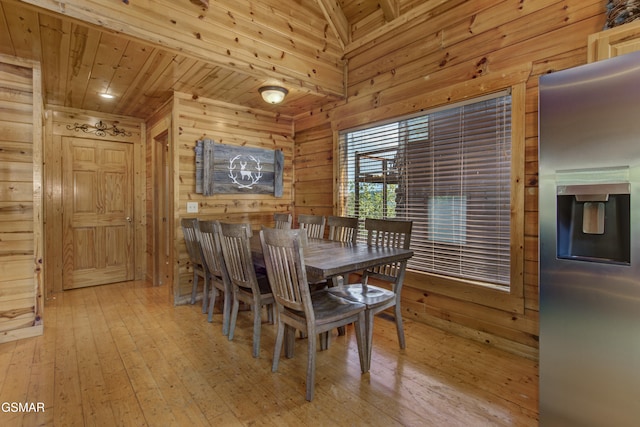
left=259, top=86, right=288, bottom=104
left=189, top=0, right=209, bottom=8
left=100, top=93, right=115, bottom=99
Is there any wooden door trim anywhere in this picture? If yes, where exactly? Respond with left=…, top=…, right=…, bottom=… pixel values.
left=152, top=130, right=172, bottom=287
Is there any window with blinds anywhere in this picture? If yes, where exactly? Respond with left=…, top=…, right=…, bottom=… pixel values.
left=338, top=91, right=512, bottom=288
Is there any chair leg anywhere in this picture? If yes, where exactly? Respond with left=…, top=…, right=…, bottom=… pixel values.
left=267, top=304, right=275, bottom=324
left=353, top=312, right=368, bottom=373
left=334, top=276, right=347, bottom=336
left=252, top=300, right=262, bottom=358
left=363, top=309, right=375, bottom=372
left=207, top=286, right=217, bottom=323
left=201, top=273, right=209, bottom=314
left=319, top=331, right=330, bottom=351
left=221, top=288, right=231, bottom=336
left=285, top=325, right=296, bottom=359
left=272, top=320, right=285, bottom=372
left=305, top=327, right=317, bottom=401
left=190, top=271, right=198, bottom=304
left=395, top=303, right=406, bottom=349
left=228, top=296, right=240, bottom=341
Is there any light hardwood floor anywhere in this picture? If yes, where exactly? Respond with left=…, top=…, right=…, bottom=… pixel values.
left=0, top=281, right=538, bottom=426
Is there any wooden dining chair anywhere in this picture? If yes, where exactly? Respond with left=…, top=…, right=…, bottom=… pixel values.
left=328, top=218, right=412, bottom=370
left=273, top=213, right=292, bottom=229
left=217, top=222, right=275, bottom=358
left=181, top=218, right=208, bottom=312
left=196, top=220, right=232, bottom=335
left=327, top=215, right=359, bottom=244
left=297, top=214, right=326, bottom=239
left=326, top=215, right=360, bottom=292
left=259, top=227, right=368, bottom=401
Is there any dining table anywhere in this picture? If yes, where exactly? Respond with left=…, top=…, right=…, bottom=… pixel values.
left=250, top=231, right=414, bottom=369
left=250, top=233, right=413, bottom=284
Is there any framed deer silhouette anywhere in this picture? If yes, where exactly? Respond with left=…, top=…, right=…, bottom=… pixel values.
left=195, top=139, right=284, bottom=197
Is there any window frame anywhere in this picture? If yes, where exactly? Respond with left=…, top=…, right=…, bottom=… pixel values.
left=333, top=82, right=525, bottom=314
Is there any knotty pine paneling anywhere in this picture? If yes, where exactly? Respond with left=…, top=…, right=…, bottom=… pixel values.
left=15, top=0, right=345, bottom=101
left=0, top=1, right=345, bottom=119
left=172, top=92, right=294, bottom=303
left=294, top=0, right=608, bottom=357
left=293, top=123, right=334, bottom=220
left=0, top=55, right=42, bottom=343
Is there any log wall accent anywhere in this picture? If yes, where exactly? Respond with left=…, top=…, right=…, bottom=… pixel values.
left=0, top=54, right=42, bottom=342
left=43, top=107, right=146, bottom=295
left=171, top=92, right=294, bottom=304
left=295, top=0, right=609, bottom=358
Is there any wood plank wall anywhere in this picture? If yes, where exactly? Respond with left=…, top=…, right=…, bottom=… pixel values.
left=294, top=0, right=609, bottom=358
left=43, top=107, right=146, bottom=295
left=170, top=92, right=294, bottom=304
left=0, top=54, right=42, bottom=343
left=293, top=125, right=335, bottom=229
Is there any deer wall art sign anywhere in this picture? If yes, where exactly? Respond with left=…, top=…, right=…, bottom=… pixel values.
left=195, top=139, right=284, bottom=197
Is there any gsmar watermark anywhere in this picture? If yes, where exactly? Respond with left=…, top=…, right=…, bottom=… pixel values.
left=1, top=402, right=45, bottom=413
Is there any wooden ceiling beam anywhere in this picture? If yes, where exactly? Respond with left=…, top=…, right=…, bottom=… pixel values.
left=15, top=0, right=345, bottom=97
left=379, top=0, right=399, bottom=22
left=315, top=0, right=350, bottom=49
left=344, top=0, right=456, bottom=57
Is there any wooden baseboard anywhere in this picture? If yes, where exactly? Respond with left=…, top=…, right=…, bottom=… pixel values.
left=411, top=312, right=539, bottom=361
left=0, top=324, right=44, bottom=344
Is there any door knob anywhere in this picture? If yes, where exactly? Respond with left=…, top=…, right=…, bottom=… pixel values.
left=126, top=216, right=132, bottom=223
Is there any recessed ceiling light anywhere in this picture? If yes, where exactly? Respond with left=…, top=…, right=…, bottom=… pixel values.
left=100, top=93, right=115, bottom=99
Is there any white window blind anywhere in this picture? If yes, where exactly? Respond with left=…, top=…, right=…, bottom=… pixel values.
left=338, top=91, right=512, bottom=287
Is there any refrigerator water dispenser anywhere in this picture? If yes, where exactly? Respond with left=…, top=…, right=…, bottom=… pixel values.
left=556, top=183, right=630, bottom=264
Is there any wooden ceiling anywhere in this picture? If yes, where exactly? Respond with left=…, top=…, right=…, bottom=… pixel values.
left=0, top=0, right=431, bottom=119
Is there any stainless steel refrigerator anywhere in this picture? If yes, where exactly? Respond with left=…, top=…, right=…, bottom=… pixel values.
left=539, top=50, right=640, bottom=426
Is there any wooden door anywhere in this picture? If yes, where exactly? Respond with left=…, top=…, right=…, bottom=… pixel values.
left=62, top=137, right=134, bottom=289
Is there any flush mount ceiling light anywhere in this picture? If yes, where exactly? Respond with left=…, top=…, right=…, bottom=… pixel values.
left=259, top=86, right=288, bottom=104
left=189, top=0, right=209, bottom=8
left=99, top=93, right=115, bottom=99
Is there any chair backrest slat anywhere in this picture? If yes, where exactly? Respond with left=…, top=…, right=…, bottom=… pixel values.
left=274, top=213, right=292, bottom=229
left=181, top=218, right=205, bottom=267
left=260, top=228, right=310, bottom=314
left=365, top=218, right=412, bottom=249
left=327, top=216, right=358, bottom=244
left=297, top=214, right=326, bottom=239
left=364, top=218, right=412, bottom=282
left=218, top=222, right=258, bottom=292
left=196, top=220, right=226, bottom=277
